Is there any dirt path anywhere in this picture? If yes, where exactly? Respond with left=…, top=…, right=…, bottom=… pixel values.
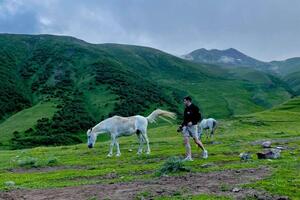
left=0, top=168, right=288, bottom=200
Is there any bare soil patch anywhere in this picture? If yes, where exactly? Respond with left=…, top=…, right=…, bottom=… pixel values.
left=0, top=167, right=289, bottom=200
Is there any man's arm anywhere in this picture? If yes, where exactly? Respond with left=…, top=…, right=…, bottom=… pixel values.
left=177, top=108, right=188, bottom=132
left=181, top=108, right=188, bottom=126
left=177, top=121, right=186, bottom=132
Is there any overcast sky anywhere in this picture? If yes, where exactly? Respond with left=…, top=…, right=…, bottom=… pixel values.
left=0, top=0, right=299, bottom=61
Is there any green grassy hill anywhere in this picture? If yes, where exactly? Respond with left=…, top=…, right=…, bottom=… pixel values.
left=0, top=34, right=293, bottom=149
left=0, top=97, right=299, bottom=199
left=0, top=101, right=58, bottom=148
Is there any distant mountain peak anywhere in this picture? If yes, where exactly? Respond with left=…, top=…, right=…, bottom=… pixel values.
left=226, top=47, right=238, bottom=51
left=224, top=48, right=242, bottom=54
left=182, top=47, right=269, bottom=69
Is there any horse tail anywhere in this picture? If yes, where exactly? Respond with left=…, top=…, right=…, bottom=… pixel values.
left=212, top=119, right=218, bottom=131
left=146, top=109, right=176, bottom=124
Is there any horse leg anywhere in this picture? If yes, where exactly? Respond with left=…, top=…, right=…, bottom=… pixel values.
left=136, top=130, right=144, bottom=155
left=210, top=127, right=214, bottom=138
left=212, top=121, right=217, bottom=138
left=206, top=129, right=209, bottom=139
left=115, top=138, right=121, bottom=157
left=141, top=130, right=151, bottom=154
left=107, top=135, right=115, bottom=157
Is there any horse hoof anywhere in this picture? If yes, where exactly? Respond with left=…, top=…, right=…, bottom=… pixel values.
left=146, top=152, right=151, bottom=155
left=116, top=153, right=121, bottom=157
left=107, top=154, right=112, bottom=157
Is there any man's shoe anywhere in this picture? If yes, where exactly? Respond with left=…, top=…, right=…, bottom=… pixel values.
left=183, top=156, right=193, bottom=161
left=202, top=150, right=208, bottom=159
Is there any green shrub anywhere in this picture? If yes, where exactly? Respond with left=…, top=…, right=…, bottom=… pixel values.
left=17, top=157, right=38, bottom=168
left=157, top=156, right=190, bottom=176
left=46, top=157, right=59, bottom=166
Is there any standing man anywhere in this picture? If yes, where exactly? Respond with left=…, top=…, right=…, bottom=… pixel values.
left=178, top=96, right=208, bottom=161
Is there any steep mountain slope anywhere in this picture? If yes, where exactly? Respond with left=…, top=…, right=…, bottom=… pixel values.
left=183, top=48, right=300, bottom=95
left=0, top=34, right=292, bottom=149
left=94, top=44, right=293, bottom=116
left=283, top=71, right=300, bottom=95
left=270, top=57, right=300, bottom=76
left=0, top=37, right=32, bottom=119
left=270, top=58, right=300, bottom=95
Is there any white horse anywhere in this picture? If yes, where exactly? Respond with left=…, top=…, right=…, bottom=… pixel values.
left=198, top=118, right=218, bottom=139
left=87, top=109, right=176, bottom=157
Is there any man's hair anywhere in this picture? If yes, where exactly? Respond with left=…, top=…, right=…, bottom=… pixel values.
left=183, top=96, right=192, bottom=102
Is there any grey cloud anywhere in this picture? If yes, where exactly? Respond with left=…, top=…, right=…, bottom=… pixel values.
left=0, top=0, right=299, bottom=61
left=0, top=0, right=39, bottom=33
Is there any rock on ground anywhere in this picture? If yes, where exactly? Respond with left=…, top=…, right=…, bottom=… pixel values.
left=257, top=149, right=281, bottom=159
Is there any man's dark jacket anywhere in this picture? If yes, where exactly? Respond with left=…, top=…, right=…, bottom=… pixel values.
left=182, top=103, right=201, bottom=126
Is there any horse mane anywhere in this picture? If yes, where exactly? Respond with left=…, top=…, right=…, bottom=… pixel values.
left=146, top=109, right=176, bottom=123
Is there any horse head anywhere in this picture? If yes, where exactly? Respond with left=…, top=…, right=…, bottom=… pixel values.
left=87, top=128, right=96, bottom=148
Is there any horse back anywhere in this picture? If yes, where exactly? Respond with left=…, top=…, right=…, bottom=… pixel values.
left=109, top=115, right=147, bottom=133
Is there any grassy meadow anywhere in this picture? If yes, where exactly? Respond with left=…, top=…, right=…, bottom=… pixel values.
left=0, top=98, right=299, bottom=199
